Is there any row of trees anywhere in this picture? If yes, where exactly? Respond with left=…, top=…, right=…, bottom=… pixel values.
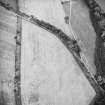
left=85, top=0, right=105, bottom=104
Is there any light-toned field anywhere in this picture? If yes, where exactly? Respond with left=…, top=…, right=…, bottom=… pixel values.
left=20, top=0, right=96, bottom=105
left=0, top=6, right=16, bottom=105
